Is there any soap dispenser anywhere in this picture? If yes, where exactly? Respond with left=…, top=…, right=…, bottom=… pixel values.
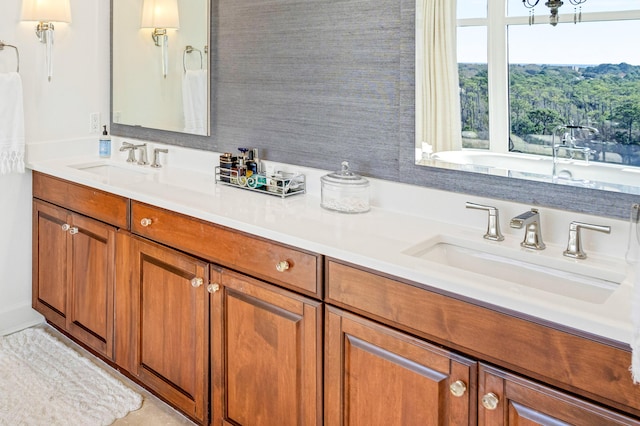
left=99, top=125, right=111, bottom=158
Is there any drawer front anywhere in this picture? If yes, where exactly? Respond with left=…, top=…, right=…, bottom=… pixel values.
left=132, top=201, right=321, bottom=297
left=33, top=172, right=129, bottom=229
left=325, top=259, right=640, bottom=416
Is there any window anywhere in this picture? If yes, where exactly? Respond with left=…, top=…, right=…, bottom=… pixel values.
left=457, top=0, right=640, bottom=164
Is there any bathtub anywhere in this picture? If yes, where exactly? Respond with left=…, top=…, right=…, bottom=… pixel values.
left=422, top=150, right=640, bottom=195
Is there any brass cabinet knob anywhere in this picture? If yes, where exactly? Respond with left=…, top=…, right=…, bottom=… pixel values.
left=207, top=283, right=220, bottom=294
left=69, top=227, right=79, bottom=235
left=191, top=277, right=204, bottom=288
left=61, top=224, right=71, bottom=232
left=140, top=218, right=153, bottom=227
left=481, top=392, right=499, bottom=410
left=276, top=260, right=290, bottom=272
left=449, top=380, right=467, bottom=397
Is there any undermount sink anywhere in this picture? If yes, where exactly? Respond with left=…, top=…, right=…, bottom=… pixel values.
left=69, top=161, right=152, bottom=179
left=403, top=235, right=624, bottom=304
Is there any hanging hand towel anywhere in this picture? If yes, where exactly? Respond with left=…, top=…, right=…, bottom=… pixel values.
left=632, top=254, right=640, bottom=383
left=182, top=69, right=207, bottom=136
left=0, top=72, right=25, bottom=175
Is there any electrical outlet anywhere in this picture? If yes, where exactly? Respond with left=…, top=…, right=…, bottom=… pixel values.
left=89, top=112, right=101, bottom=134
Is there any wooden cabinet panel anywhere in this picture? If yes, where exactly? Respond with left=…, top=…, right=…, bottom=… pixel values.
left=129, top=236, right=209, bottom=424
left=33, top=172, right=129, bottom=229
left=33, top=200, right=69, bottom=329
left=478, top=364, right=640, bottom=426
left=211, top=269, right=322, bottom=426
left=325, top=306, right=476, bottom=426
left=65, top=212, right=115, bottom=358
left=131, top=201, right=322, bottom=297
left=33, top=200, right=116, bottom=359
left=326, top=259, right=640, bottom=415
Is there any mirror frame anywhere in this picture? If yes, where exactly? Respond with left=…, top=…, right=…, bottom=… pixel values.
left=109, top=0, right=215, bottom=151
left=400, top=0, right=637, bottom=220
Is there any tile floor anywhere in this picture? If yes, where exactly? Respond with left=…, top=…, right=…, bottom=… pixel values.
left=39, top=324, right=196, bottom=426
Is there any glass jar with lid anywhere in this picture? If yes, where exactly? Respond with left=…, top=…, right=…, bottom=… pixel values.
left=321, top=161, right=370, bottom=213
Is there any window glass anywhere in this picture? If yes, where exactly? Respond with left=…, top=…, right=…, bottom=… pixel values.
left=508, top=20, right=640, bottom=162
left=458, top=26, right=489, bottom=149
left=458, top=0, right=487, bottom=20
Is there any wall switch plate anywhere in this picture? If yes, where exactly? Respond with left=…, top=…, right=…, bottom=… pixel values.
left=90, top=112, right=101, bottom=134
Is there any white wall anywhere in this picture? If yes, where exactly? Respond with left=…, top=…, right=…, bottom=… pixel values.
left=0, top=0, right=110, bottom=335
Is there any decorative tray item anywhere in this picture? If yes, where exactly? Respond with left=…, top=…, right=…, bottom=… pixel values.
left=215, top=166, right=306, bottom=198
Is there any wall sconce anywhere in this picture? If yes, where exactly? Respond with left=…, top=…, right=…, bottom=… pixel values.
left=522, top=0, right=588, bottom=26
left=141, top=0, right=180, bottom=78
left=21, top=0, right=72, bottom=82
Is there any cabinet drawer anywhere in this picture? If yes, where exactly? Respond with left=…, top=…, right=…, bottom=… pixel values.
left=131, top=201, right=322, bottom=297
left=325, top=258, right=640, bottom=416
left=33, top=172, right=129, bottom=229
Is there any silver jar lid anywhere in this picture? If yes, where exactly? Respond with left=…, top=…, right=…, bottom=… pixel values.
left=321, top=161, right=369, bottom=186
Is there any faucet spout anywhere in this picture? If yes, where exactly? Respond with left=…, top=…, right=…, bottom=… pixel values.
left=510, top=208, right=546, bottom=250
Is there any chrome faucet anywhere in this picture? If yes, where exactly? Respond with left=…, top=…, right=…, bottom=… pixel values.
left=563, top=221, right=611, bottom=259
left=510, top=208, right=545, bottom=250
left=551, top=125, right=599, bottom=179
left=119, top=141, right=138, bottom=163
left=151, top=148, right=168, bottom=168
left=465, top=202, right=504, bottom=241
left=137, top=143, right=149, bottom=165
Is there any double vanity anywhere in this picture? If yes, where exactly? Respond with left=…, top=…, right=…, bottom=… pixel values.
left=28, top=140, right=640, bottom=424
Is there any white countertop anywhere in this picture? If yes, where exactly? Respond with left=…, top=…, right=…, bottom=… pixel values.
left=27, top=138, right=636, bottom=347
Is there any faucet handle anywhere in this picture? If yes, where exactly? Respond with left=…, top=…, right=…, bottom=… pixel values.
left=151, top=148, right=168, bottom=168
left=465, top=202, right=504, bottom=241
left=563, top=221, right=611, bottom=259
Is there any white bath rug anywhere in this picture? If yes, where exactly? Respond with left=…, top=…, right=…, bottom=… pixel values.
left=0, top=327, right=142, bottom=425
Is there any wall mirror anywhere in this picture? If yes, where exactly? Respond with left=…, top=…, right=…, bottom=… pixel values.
left=415, top=0, right=640, bottom=196
left=112, top=0, right=210, bottom=136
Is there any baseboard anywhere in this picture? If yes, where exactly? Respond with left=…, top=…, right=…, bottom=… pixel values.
left=0, top=304, right=44, bottom=336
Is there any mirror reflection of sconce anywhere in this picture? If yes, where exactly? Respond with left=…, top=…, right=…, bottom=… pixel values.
left=21, top=0, right=72, bottom=82
left=141, top=0, right=180, bottom=78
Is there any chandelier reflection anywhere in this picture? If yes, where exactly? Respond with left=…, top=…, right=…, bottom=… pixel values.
left=522, top=0, right=588, bottom=26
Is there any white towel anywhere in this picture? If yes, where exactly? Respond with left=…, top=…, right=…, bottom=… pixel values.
left=632, top=252, right=640, bottom=383
left=182, top=69, right=207, bottom=136
left=0, top=72, right=25, bottom=175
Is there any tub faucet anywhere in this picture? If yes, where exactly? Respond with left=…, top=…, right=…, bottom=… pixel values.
left=510, top=208, right=545, bottom=250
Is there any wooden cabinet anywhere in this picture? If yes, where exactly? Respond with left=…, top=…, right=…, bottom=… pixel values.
left=32, top=172, right=640, bottom=424
left=32, top=199, right=116, bottom=359
left=210, top=268, right=322, bottom=426
left=123, top=236, right=210, bottom=424
left=325, top=306, right=476, bottom=425
left=326, top=258, right=640, bottom=422
left=478, top=364, right=640, bottom=425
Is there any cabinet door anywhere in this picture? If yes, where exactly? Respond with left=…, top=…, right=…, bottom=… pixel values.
left=65, top=212, right=116, bottom=359
left=130, top=237, right=209, bottom=424
left=210, top=269, right=322, bottom=426
left=478, top=364, right=640, bottom=426
left=325, top=306, right=476, bottom=426
left=33, top=200, right=69, bottom=330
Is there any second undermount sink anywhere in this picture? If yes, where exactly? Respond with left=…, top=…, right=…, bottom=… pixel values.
left=69, top=161, right=153, bottom=181
left=403, top=235, right=625, bottom=304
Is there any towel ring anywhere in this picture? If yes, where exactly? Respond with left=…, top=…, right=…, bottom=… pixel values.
left=0, top=41, right=19, bottom=73
left=183, top=45, right=203, bottom=73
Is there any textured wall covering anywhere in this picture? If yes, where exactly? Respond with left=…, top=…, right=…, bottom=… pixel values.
left=112, top=0, right=639, bottom=219
left=114, top=0, right=403, bottom=181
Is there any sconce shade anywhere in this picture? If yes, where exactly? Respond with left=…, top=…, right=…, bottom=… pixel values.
left=141, top=0, right=180, bottom=29
left=21, top=0, right=71, bottom=23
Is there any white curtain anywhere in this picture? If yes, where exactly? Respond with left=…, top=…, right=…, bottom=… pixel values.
left=416, top=0, right=462, bottom=154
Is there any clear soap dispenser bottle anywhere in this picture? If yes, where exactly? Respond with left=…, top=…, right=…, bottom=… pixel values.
left=99, top=125, right=111, bottom=158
